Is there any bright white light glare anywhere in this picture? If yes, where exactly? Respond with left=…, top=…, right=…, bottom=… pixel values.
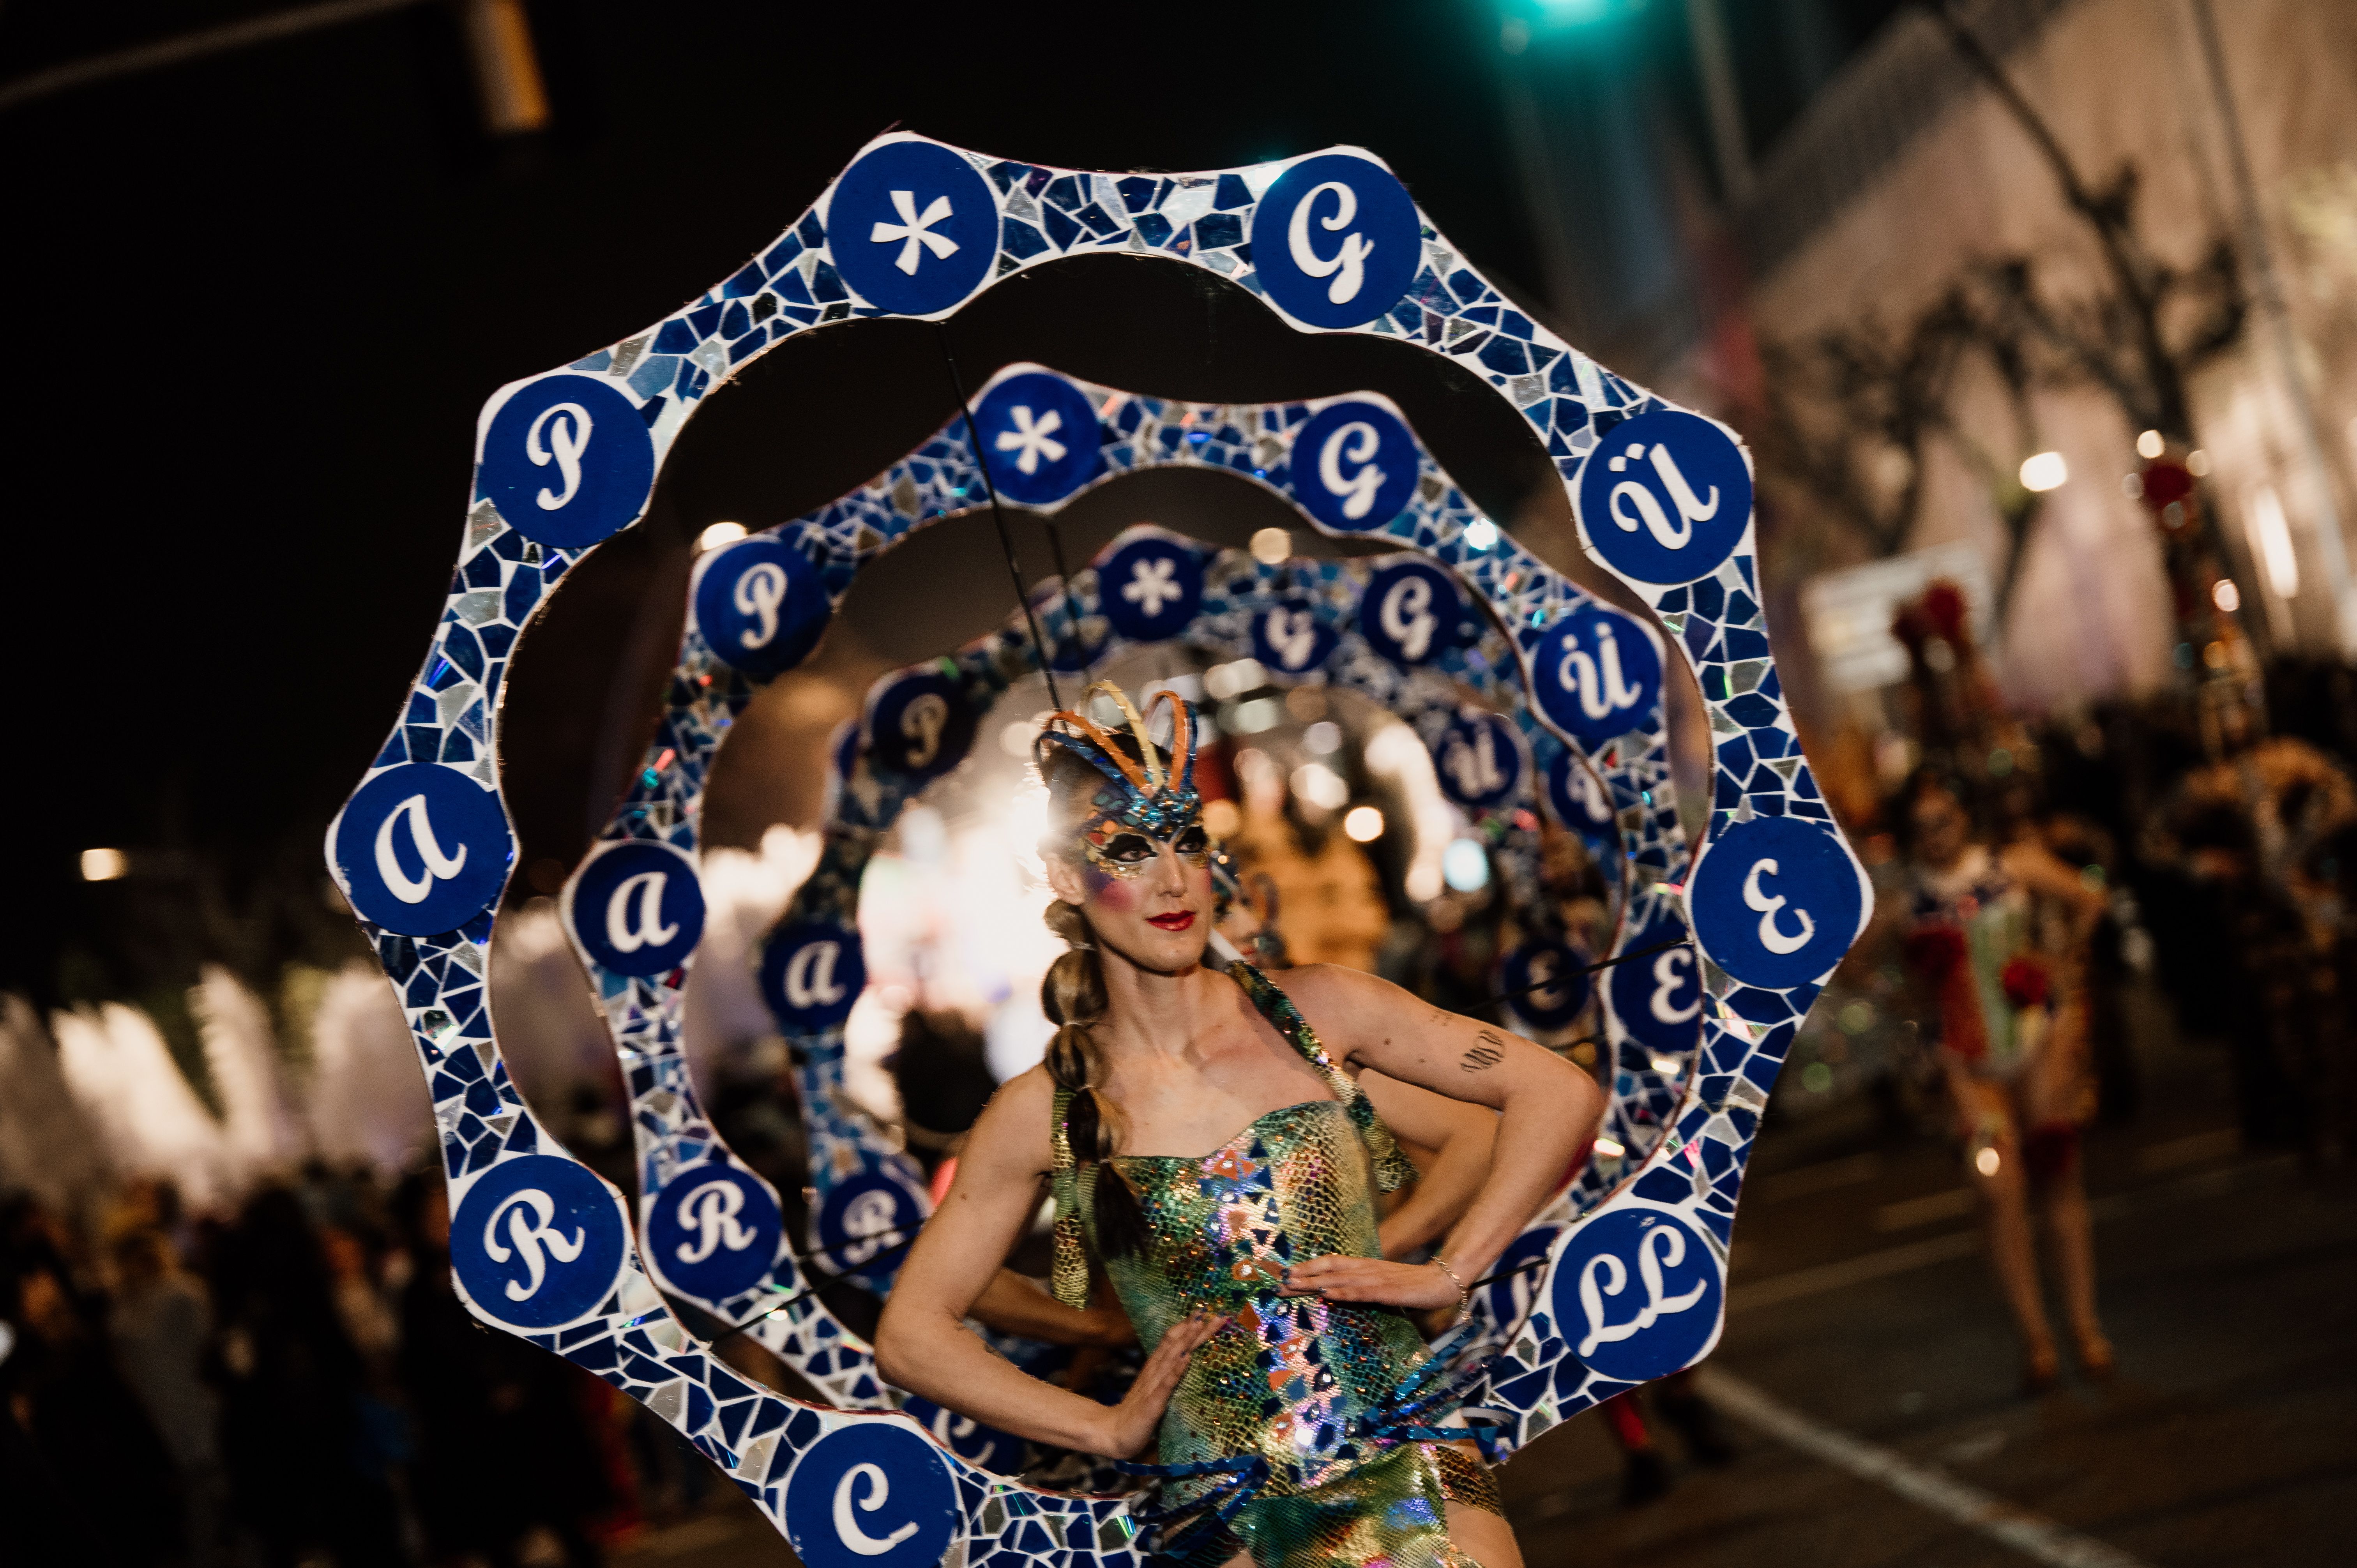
left=2187, top=449, right=2212, bottom=477
left=1292, top=763, right=1350, bottom=811
left=1442, top=838, right=1490, bottom=892
left=2212, top=578, right=2241, bottom=614
left=1304, top=720, right=1341, bottom=754
left=2249, top=484, right=2301, bottom=600
left=698, top=521, right=749, bottom=551
left=1343, top=805, right=1385, bottom=842
left=2019, top=451, right=2068, bottom=492
left=1974, top=1146, right=2002, bottom=1177
left=1463, top=517, right=1500, bottom=551
left=80, top=848, right=128, bottom=882
left=1204, top=659, right=1268, bottom=700
left=2136, top=429, right=2165, bottom=459
left=1593, top=1135, right=1626, bottom=1159
left=1250, top=527, right=1292, bottom=564
left=1649, top=1055, right=1683, bottom=1077
left=1230, top=697, right=1283, bottom=735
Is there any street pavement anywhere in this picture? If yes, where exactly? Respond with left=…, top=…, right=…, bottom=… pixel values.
left=620, top=1019, right=2355, bottom=1568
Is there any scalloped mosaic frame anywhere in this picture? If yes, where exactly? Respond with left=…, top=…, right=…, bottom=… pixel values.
left=325, top=134, right=1869, bottom=1557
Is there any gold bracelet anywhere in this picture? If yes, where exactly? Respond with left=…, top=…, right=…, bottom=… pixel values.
left=1429, top=1255, right=1470, bottom=1323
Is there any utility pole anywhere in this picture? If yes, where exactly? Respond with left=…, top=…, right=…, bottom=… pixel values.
left=2189, top=0, right=2357, bottom=656
left=1686, top=0, right=1754, bottom=206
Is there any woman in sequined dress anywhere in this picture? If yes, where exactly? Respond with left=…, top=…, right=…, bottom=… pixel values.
left=1897, top=771, right=2112, bottom=1390
left=877, top=687, right=1599, bottom=1568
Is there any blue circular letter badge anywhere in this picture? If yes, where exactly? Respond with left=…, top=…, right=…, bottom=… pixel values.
left=1606, top=909, right=1704, bottom=1060
left=1291, top=401, right=1418, bottom=533
left=645, top=1161, right=784, bottom=1303
left=1432, top=712, right=1526, bottom=810
left=784, top=1422, right=960, bottom=1568
left=1542, top=746, right=1619, bottom=851
left=1549, top=1204, right=1723, bottom=1383
left=867, top=670, right=976, bottom=782
left=814, top=1169, right=928, bottom=1278
left=1098, top=536, right=1203, bottom=643
left=451, top=1155, right=627, bottom=1330
left=1502, top=939, right=1592, bottom=1032
left=1360, top=560, right=1468, bottom=667
left=762, top=923, right=867, bottom=1032
left=692, top=535, right=831, bottom=679
left=1574, top=409, right=1752, bottom=586
left=565, top=841, right=705, bottom=977
left=1529, top=606, right=1663, bottom=749
left=972, top=371, right=1102, bottom=506
left=1686, top=815, right=1863, bottom=991
left=479, top=374, right=657, bottom=551
left=1250, top=600, right=1338, bottom=679
left=1249, top=154, right=1422, bottom=329
left=827, top=139, right=999, bottom=317
left=333, top=763, right=512, bottom=936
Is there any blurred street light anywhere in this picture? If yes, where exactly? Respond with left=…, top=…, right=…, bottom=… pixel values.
left=1249, top=528, right=1291, bottom=564
left=698, top=521, right=749, bottom=551
left=2137, top=429, right=2166, bottom=459
left=1343, top=805, right=1385, bottom=843
left=1442, top=838, right=1490, bottom=892
left=80, top=849, right=129, bottom=882
left=461, top=0, right=550, bottom=136
left=2019, top=451, right=2069, bottom=492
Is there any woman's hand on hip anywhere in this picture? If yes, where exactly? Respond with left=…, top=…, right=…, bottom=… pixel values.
left=1282, top=1255, right=1463, bottom=1312
left=1096, top=1310, right=1226, bottom=1459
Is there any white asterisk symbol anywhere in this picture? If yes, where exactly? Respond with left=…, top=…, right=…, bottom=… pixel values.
left=1123, top=557, right=1182, bottom=617
left=870, top=189, right=959, bottom=276
left=995, top=406, right=1068, bottom=475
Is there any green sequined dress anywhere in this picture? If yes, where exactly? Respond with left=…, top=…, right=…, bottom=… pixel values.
left=1059, top=965, right=1498, bottom=1568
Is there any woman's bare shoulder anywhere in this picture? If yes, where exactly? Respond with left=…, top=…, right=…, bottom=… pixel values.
left=964, top=1063, right=1058, bottom=1176
left=1275, top=962, right=1426, bottom=1020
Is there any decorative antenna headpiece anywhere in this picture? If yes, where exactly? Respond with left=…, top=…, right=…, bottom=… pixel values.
left=1033, top=682, right=1209, bottom=878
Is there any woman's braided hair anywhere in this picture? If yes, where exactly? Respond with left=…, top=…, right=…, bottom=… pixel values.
left=1038, top=738, right=1154, bottom=1259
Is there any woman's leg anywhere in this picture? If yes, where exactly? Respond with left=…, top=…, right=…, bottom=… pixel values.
left=2023, top=1012, right=2109, bottom=1372
left=1952, top=1070, right=2056, bottom=1383
left=1446, top=1501, right=1522, bottom=1568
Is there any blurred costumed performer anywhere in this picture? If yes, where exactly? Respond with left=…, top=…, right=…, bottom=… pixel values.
left=878, top=684, right=1599, bottom=1568
left=1896, top=770, right=2111, bottom=1391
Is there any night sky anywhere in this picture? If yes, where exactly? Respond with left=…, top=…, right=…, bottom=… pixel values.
left=0, top=0, right=1894, bottom=1003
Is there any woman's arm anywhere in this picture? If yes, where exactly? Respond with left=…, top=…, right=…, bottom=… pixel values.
left=968, top=1270, right=1136, bottom=1347
left=1277, top=966, right=1601, bottom=1310
left=1356, top=1073, right=1497, bottom=1259
left=874, top=1068, right=1216, bottom=1456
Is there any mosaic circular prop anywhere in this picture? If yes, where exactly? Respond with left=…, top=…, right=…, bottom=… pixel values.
left=326, top=135, right=1867, bottom=1556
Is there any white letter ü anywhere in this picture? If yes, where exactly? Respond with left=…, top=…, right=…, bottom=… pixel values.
left=375, top=794, right=467, bottom=905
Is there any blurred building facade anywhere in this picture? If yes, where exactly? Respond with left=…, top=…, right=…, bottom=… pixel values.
left=1656, top=0, right=2357, bottom=726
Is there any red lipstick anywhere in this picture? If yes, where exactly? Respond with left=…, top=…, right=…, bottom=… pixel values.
left=1147, top=911, right=1196, bottom=932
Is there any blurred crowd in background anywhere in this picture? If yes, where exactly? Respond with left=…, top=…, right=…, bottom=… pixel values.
left=7, top=0, right=2357, bottom=1562
left=5, top=551, right=2353, bottom=1563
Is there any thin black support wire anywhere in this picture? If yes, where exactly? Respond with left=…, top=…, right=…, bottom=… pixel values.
left=935, top=325, right=1064, bottom=713
left=1038, top=514, right=1095, bottom=687
left=1485, top=935, right=1692, bottom=1009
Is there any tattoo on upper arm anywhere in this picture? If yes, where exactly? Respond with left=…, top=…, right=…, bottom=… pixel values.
left=1460, top=1031, right=1506, bottom=1072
